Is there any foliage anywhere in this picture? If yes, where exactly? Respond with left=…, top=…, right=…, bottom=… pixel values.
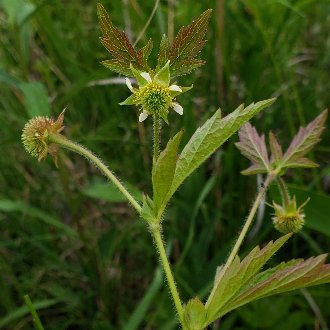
left=0, top=0, right=329, bottom=329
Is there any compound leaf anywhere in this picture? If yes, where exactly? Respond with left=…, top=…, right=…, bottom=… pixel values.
left=205, top=234, right=291, bottom=324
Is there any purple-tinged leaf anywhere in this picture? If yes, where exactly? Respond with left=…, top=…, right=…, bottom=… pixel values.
left=269, top=131, right=283, bottom=163
left=157, top=34, right=170, bottom=69
left=280, top=110, right=328, bottom=170
left=137, top=39, right=153, bottom=71
left=235, top=123, right=270, bottom=175
left=215, top=254, right=330, bottom=319
left=205, top=234, right=291, bottom=323
left=169, top=9, right=212, bottom=77
left=97, top=3, right=148, bottom=75
left=241, top=164, right=269, bottom=176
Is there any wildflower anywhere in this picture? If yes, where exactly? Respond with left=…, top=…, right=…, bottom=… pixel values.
left=120, top=61, right=192, bottom=123
left=272, top=196, right=309, bottom=234
left=22, top=110, right=65, bottom=164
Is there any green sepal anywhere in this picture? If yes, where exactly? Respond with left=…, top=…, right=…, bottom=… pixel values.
left=169, top=84, right=193, bottom=97
left=119, top=94, right=136, bottom=106
left=130, top=63, right=149, bottom=87
left=154, top=61, right=170, bottom=86
left=183, top=298, right=207, bottom=330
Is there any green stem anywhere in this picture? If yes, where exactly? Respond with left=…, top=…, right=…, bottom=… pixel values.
left=48, top=134, right=142, bottom=213
left=24, top=295, right=44, bottom=330
left=151, top=225, right=185, bottom=326
left=153, top=114, right=161, bottom=163
left=206, top=173, right=275, bottom=307
left=275, top=176, right=290, bottom=208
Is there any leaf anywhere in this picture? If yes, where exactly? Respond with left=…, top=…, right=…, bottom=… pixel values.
left=157, top=34, right=170, bottom=69
left=183, top=298, right=207, bottom=330
left=152, top=131, right=183, bottom=217
left=280, top=110, right=328, bottom=171
left=205, top=234, right=292, bottom=324
left=218, top=254, right=330, bottom=318
left=235, top=123, right=270, bottom=175
left=137, top=39, right=153, bottom=71
left=269, top=131, right=283, bottom=163
left=97, top=3, right=147, bottom=75
left=169, top=9, right=212, bottom=77
left=162, top=98, right=275, bottom=212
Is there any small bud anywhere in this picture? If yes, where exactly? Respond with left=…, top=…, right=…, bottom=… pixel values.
left=272, top=196, right=309, bottom=234
left=21, top=110, right=65, bottom=164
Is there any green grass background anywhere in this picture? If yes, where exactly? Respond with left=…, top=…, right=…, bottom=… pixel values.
left=0, top=0, right=330, bottom=329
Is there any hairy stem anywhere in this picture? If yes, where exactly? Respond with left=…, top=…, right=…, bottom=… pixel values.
left=153, top=114, right=161, bottom=164
left=206, top=174, right=275, bottom=307
left=151, top=225, right=185, bottom=326
left=48, top=134, right=142, bottom=213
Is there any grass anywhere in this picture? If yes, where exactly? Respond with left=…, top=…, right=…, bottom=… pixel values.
left=0, top=0, right=330, bottom=329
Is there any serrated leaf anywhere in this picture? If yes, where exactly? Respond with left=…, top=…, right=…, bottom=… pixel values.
left=217, top=254, right=330, bottom=318
left=205, top=234, right=291, bottom=324
left=169, top=9, right=212, bottom=77
left=269, top=131, right=283, bottom=163
left=137, top=38, right=153, bottom=70
left=158, top=99, right=275, bottom=214
left=97, top=3, right=146, bottom=75
left=157, top=34, right=169, bottom=69
left=183, top=298, right=207, bottom=330
left=235, top=123, right=270, bottom=175
left=152, top=131, right=183, bottom=217
left=279, top=110, right=328, bottom=171
left=101, top=59, right=133, bottom=76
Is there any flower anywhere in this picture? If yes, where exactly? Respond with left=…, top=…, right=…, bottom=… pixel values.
left=271, top=196, right=309, bottom=234
left=120, top=61, right=192, bottom=123
left=22, top=110, right=65, bottom=164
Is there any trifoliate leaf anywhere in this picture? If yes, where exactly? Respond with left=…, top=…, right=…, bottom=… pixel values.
left=217, top=254, right=330, bottom=318
left=205, top=234, right=291, bottom=324
left=279, top=110, right=328, bottom=172
left=169, top=9, right=212, bottom=77
left=235, top=123, right=271, bottom=175
left=152, top=131, right=183, bottom=219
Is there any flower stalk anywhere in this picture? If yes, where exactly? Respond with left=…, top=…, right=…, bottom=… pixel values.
left=48, top=133, right=142, bottom=213
left=206, top=173, right=275, bottom=307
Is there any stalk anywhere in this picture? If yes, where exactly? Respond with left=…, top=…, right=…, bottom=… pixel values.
left=48, top=134, right=142, bottom=213
left=206, top=173, right=275, bottom=307
left=151, top=226, right=185, bottom=326
left=153, top=114, right=161, bottom=163
left=24, top=295, right=44, bottom=330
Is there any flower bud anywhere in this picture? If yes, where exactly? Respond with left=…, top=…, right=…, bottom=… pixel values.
left=272, top=196, right=309, bottom=234
left=21, top=110, right=65, bottom=163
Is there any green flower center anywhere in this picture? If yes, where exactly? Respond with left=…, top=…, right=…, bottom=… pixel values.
left=136, top=82, right=172, bottom=117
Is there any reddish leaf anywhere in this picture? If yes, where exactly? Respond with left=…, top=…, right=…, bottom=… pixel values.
left=216, top=254, right=330, bottom=318
left=269, top=131, right=283, bottom=163
left=280, top=110, right=328, bottom=170
left=169, top=9, right=212, bottom=77
left=157, top=34, right=170, bottom=69
left=97, top=3, right=148, bottom=75
left=235, top=123, right=270, bottom=175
